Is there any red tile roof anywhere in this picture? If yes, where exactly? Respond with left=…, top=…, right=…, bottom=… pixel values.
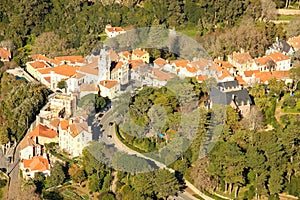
left=106, top=27, right=125, bottom=33
left=120, top=51, right=131, bottom=59
left=129, top=59, right=145, bottom=69
left=113, top=61, right=123, bottom=70
left=132, top=49, right=148, bottom=57
left=70, top=122, right=89, bottom=138
left=28, top=124, right=58, bottom=138
left=267, top=52, right=290, bottom=62
left=231, top=52, right=252, bottom=64
left=255, top=72, right=273, bottom=83
left=154, top=58, right=167, bottom=67
left=38, top=65, right=78, bottom=77
left=152, top=68, right=175, bottom=81
left=243, top=70, right=260, bottom=77
left=28, top=61, right=49, bottom=69
left=288, top=36, right=300, bottom=50
left=235, top=76, right=246, bottom=85
left=30, top=54, right=61, bottom=65
left=20, top=136, right=36, bottom=150
left=54, top=56, right=85, bottom=64
left=170, top=60, right=189, bottom=68
left=60, top=120, right=69, bottom=131
left=23, top=156, right=50, bottom=171
left=0, top=48, right=11, bottom=61
left=43, top=77, right=51, bottom=84
left=99, top=80, right=119, bottom=89
left=50, top=118, right=60, bottom=129
left=214, top=59, right=235, bottom=69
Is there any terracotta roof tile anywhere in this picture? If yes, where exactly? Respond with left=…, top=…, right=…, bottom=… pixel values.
left=129, top=59, right=145, bottom=69
left=120, top=51, right=131, bottom=59
left=153, top=58, right=167, bottom=67
left=50, top=118, right=60, bottom=129
left=151, top=68, right=175, bottom=81
left=28, top=124, right=58, bottom=138
left=0, top=48, right=11, bottom=60
left=70, top=122, right=89, bottom=138
left=38, top=65, right=78, bottom=77
left=235, top=76, right=246, bottom=85
left=23, top=156, right=50, bottom=171
left=20, top=136, right=36, bottom=150
left=79, top=63, right=98, bottom=75
left=99, top=80, right=119, bottom=89
left=288, top=36, right=300, bottom=50
left=132, top=49, right=148, bottom=57
left=30, top=54, right=61, bottom=65
left=106, top=27, right=125, bottom=33
left=28, top=61, right=49, bottom=69
left=170, top=60, right=189, bottom=68
left=231, top=52, right=252, bottom=64
left=214, top=59, right=235, bottom=69
left=54, top=56, right=85, bottom=64
left=267, top=52, right=290, bottom=62
left=243, top=70, right=260, bottom=77
left=60, top=120, right=69, bottom=130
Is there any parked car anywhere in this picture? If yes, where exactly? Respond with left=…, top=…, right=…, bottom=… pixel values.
left=109, top=122, right=114, bottom=126
left=107, top=135, right=112, bottom=138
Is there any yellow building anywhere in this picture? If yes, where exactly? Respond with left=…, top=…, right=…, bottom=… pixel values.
left=26, top=61, right=50, bottom=80
left=132, top=49, right=150, bottom=63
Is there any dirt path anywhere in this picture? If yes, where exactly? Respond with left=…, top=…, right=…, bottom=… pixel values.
left=111, top=171, right=118, bottom=193
left=278, top=9, right=300, bottom=15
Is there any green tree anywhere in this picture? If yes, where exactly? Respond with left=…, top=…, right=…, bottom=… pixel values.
left=57, top=80, right=66, bottom=89
left=68, top=164, right=86, bottom=185
left=46, top=162, right=65, bottom=188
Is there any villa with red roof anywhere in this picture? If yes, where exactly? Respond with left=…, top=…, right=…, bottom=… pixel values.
left=99, top=80, right=120, bottom=99
left=26, top=61, right=50, bottom=80
left=54, top=55, right=86, bottom=66
left=228, top=51, right=253, bottom=72
left=20, top=155, right=51, bottom=180
left=132, top=49, right=150, bottom=63
left=252, top=52, right=291, bottom=72
left=37, top=64, right=79, bottom=90
left=0, top=47, right=11, bottom=62
left=19, top=123, right=58, bottom=179
left=105, top=24, right=126, bottom=38
left=30, top=54, right=61, bottom=67
left=58, top=118, right=92, bottom=157
left=19, top=124, right=58, bottom=160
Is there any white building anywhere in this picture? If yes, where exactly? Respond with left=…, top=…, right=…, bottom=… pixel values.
left=105, top=24, right=126, bottom=38
left=58, top=118, right=92, bottom=157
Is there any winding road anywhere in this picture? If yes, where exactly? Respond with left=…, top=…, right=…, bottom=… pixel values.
left=99, top=108, right=217, bottom=200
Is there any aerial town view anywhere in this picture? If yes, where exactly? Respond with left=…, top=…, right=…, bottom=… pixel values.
left=0, top=0, right=300, bottom=200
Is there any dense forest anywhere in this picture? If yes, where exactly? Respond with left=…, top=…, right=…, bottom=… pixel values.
left=0, top=0, right=298, bottom=64
left=118, top=77, right=300, bottom=199
left=0, top=71, right=51, bottom=144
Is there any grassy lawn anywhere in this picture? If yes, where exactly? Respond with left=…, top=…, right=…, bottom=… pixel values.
left=177, top=27, right=198, bottom=39
left=281, top=92, right=300, bottom=114
left=278, top=15, right=300, bottom=21
left=77, top=93, right=95, bottom=108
